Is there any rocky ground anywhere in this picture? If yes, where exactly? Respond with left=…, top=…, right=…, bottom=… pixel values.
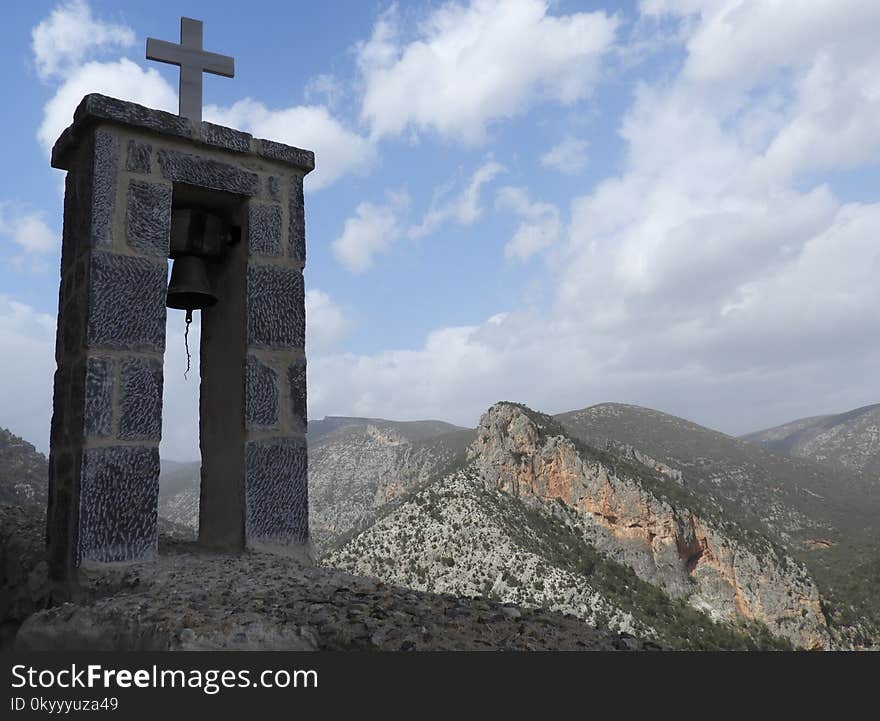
left=6, top=504, right=653, bottom=651
left=17, top=538, right=654, bottom=651
left=0, top=505, right=51, bottom=648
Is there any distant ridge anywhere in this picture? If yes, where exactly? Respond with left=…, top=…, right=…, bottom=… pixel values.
left=742, top=402, right=880, bottom=475
left=307, top=416, right=468, bottom=443
left=554, top=402, right=880, bottom=543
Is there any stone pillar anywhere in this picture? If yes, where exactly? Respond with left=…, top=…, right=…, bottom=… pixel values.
left=47, top=94, right=314, bottom=586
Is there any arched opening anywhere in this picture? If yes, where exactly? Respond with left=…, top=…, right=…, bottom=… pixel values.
left=158, top=183, right=249, bottom=550
left=158, top=284, right=202, bottom=538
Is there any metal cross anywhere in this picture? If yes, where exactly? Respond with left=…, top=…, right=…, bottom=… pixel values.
left=146, top=17, right=234, bottom=124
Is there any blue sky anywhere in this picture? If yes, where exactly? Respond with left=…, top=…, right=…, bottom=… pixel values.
left=2, top=0, right=880, bottom=461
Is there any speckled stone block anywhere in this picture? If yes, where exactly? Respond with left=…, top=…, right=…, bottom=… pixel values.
left=126, top=180, right=171, bottom=257
left=78, top=445, right=159, bottom=563
left=79, top=94, right=192, bottom=138
left=248, top=203, right=282, bottom=256
left=245, top=356, right=278, bottom=429
left=288, top=175, right=305, bottom=261
left=51, top=94, right=314, bottom=175
left=87, top=252, right=167, bottom=351
left=51, top=95, right=191, bottom=169
left=90, top=131, right=116, bottom=248
left=157, top=149, right=259, bottom=196
left=83, top=356, right=114, bottom=438
left=257, top=139, right=315, bottom=171
left=244, top=438, right=308, bottom=545
left=247, top=265, right=305, bottom=348
left=268, top=176, right=280, bottom=202
left=125, top=140, right=151, bottom=174
left=119, top=357, right=163, bottom=441
left=288, top=358, right=307, bottom=431
left=202, top=122, right=251, bottom=153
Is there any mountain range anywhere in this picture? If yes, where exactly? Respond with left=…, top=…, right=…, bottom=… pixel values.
left=325, top=402, right=878, bottom=649
left=2, top=399, right=878, bottom=650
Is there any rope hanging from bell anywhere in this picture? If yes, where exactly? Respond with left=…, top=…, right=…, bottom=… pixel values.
left=184, top=309, right=193, bottom=380
left=166, top=255, right=218, bottom=380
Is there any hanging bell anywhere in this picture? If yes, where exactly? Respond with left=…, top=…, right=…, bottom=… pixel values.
left=166, top=255, right=218, bottom=313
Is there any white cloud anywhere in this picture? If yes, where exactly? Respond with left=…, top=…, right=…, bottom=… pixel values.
left=540, top=136, right=589, bottom=174
left=332, top=192, right=409, bottom=273
left=205, top=99, right=375, bottom=191
left=307, top=0, right=880, bottom=436
left=11, top=215, right=56, bottom=254
left=643, top=0, right=880, bottom=181
left=32, top=0, right=135, bottom=80
left=0, top=298, right=57, bottom=453
left=304, top=74, right=345, bottom=109
left=0, top=209, right=57, bottom=254
left=496, top=186, right=560, bottom=261
left=308, top=319, right=506, bottom=424
left=409, top=160, right=504, bottom=239
left=306, top=289, right=349, bottom=352
left=359, top=0, right=619, bottom=143
left=546, top=0, right=880, bottom=425
left=646, top=0, right=880, bottom=88
left=38, top=59, right=176, bottom=154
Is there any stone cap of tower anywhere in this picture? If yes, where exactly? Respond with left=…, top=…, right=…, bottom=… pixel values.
left=51, top=93, right=315, bottom=174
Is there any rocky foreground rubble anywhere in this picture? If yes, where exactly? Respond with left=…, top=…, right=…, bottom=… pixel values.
left=5, top=505, right=652, bottom=651
left=1, top=505, right=51, bottom=648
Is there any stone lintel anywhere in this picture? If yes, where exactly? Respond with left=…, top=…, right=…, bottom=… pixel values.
left=51, top=94, right=315, bottom=174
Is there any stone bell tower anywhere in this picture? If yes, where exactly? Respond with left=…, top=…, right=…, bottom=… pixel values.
left=46, top=18, right=313, bottom=589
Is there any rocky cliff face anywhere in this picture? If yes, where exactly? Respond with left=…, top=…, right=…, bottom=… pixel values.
left=0, top=428, right=48, bottom=508
left=555, top=402, right=880, bottom=645
left=325, top=403, right=841, bottom=649
left=555, top=403, right=879, bottom=545
left=467, top=403, right=830, bottom=649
